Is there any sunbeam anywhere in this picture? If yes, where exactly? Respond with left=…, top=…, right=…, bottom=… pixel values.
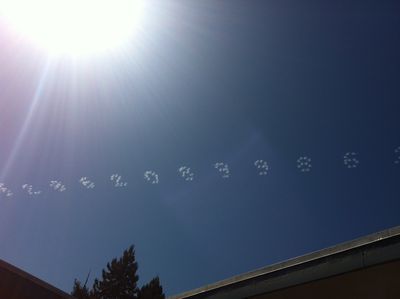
left=0, top=59, right=51, bottom=182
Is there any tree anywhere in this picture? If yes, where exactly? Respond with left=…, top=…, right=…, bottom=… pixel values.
left=71, top=245, right=164, bottom=299
left=138, top=277, right=165, bottom=299
left=92, top=246, right=139, bottom=299
left=71, top=279, right=91, bottom=299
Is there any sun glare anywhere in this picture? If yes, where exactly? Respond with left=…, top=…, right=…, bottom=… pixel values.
left=0, top=0, right=145, bottom=56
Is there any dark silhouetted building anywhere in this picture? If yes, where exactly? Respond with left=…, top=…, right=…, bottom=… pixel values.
left=0, top=259, right=74, bottom=299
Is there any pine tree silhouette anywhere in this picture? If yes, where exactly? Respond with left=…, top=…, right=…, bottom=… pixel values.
left=138, top=277, right=165, bottom=299
left=71, top=245, right=164, bottom=299
left=71, top=279, right=91, bottom=299
left=92, top=246, right=139, bottom=299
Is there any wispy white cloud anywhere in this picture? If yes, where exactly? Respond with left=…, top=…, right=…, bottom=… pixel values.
left=0, top=183, right=13, bottom=197
left=49, top=180, right=67, bottom=192
left=343, top=152, right=359, bottom=169
left=79, top=177, right=95, bottom=189
left=214, top=162, right=230, bottom=178
left=178, top=166, right=194, bottom=181
left=22, top=184, right=42, bottom=195
left=297, top=156, right=312, bottom=172
left=254, top=160, right=269, bottom=176
left=395, top=146, right=400, bottom=164
left=144, top=171, right=159, bottom=184
left=110, top=174, right=128, bottom=187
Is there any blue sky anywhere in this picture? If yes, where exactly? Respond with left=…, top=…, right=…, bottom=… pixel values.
left=0, top=0, right=399, bottom=296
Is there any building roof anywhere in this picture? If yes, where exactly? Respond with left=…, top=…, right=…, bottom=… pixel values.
left=0, top=258, right=75, bottom=299
left=169, top=226, right=400, bottom=299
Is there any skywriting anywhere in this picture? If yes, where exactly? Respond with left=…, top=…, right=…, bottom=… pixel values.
left=1, top=148, right=399, bottom=198
left=0, top=1, right=399, bottom=295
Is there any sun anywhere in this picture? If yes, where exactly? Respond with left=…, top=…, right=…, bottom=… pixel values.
left=0, top=0, right=145, bottom=56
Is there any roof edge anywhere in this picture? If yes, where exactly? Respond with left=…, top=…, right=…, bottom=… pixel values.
left=0, top=259, right=75, bottom=299
left=169, top=225, right=400, bottom=299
